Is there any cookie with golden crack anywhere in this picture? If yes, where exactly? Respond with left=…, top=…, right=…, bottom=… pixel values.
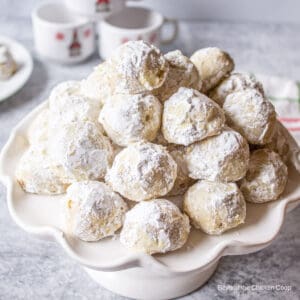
left=107, top=40, right=169, bottom=94
left=154, top=50, right=200, bottom=101
left=240, top=149, right=288, bottom=203
left=190, top=47, right=234, bottom=93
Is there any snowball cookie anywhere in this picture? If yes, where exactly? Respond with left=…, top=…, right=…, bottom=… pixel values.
left=154, top=50, right=200, bottom=101
left=0, top=44, right=17, bottom=80
left=185, top=126, right=250, bottom=182
left=105, top=142, right=177, bottom=202
left=81, top=62, right=114, bottom=106
left=99, top=93, right=162, bottom=147
left=190, top=47, right=234, bottom=93
left=49, top=121, right=114, bottom=181
left=167, top=145, right=195, bottom=196
left=27, top=108, right=50, bottom=144
left=107, top=40, right=169, bottom=94
left=16, top=144, right=71, bottom=194
left=264, top=121, right=290, bottom=163
left=162, top=87, right=225, bottom=146
left=49, top=94, right=101, bottom=125
left=49, top=81, right=81, bottom=107
left=240, top=149, right=288, bottom=203
left=120, top=199, right=190, bottom=254
left=223, top=89, right=277, bottom=145
left=183, top=180, right=246, bottom=235
left=49, top=81, right=101, bottom=124
left=209, top=72, right=264, bottom=106
left=64, top=181, right=128, bottom=242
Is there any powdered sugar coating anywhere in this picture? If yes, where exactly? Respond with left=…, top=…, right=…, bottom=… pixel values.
left=16, top=144, right=71, bottom=194
left=240, top=149, right=288, bottom=203
left=50, top=94, right=102, bottom=125
left=154, top=50, right=200, bottom=101
left=264, top=121, right=290, bottom=163
left=167, top=145, right=195, bottom=196
left=0, top=44, right=17, bottom=80
left=29, top=95, right=103, bottom=144
left=183, top=180, right=246, bottom=235
left=120, top=199, right=190, bottom=254
left=64, top=181, right=128, bottom=242
left=49, top=121, right=114, bottom=181
left=185, top=126, right=250, bottom=182
left=162, top=87, right=225, bottom=146
left=107, top=40, right=169, bottom=94
left=81, top=62, right=114, bottom=106
left=99, top=93, right=162, bottom=147
left=27, top=108, right=50, bottom=144
left=223, top=88, right=276, bottom=145
left=190, top=47, right=234, bottom=93
left=49, top=81, right=81, bottom=106
left=209, top=72, right=264, bottom=106
left=105, top=142, right=177, bottom=202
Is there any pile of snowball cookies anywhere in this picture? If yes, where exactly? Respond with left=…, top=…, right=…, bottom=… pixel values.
left=16, top=41, right=289, bottom=255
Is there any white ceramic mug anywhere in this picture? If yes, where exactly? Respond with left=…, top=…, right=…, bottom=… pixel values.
left=64, top=0, right=127, bottom=21
left=32, top=2, right=95, bottom=64
left=98, top=6, right=178, bottom=60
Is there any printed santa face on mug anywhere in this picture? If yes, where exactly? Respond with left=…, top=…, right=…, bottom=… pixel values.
left=55, top=28, right=93, bottom=58
left=51, top=25, right=94, bottom=62
left=32, top=2, right=95, bottom=63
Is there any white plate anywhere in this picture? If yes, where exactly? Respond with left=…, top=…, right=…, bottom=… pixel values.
left=0, top=36, right=33, bottom=102
left=0, top=101, right=300, bottom=299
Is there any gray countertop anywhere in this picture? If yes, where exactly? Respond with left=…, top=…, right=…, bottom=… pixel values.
left=0, top=1, right=300, bottom=299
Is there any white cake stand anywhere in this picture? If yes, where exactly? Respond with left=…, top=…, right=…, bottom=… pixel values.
left=1, top=101, right=300, bottom=300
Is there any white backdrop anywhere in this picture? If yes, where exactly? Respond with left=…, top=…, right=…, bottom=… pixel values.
left=131, top=0, right=300, bottom=24
left=2, top=0, right=299, bottom=24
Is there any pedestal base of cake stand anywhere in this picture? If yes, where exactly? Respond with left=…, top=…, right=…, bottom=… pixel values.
left=84, top=260, right=219, bottom=300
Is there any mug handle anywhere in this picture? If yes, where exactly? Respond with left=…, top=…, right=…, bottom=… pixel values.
left=161, top=18, right=178, bottom=45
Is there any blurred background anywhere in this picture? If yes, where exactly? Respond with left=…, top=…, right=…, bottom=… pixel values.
left=136, top=0, right=300, bottom=23
left=1, top=0, right=299, bottom=78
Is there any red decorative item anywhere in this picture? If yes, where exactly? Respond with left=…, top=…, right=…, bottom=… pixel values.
left=95, top=0, right=110, bottom=12
left=149, top=32, right=157, bottom=44
left=84, top=29, right=91, bottom=38
left=121, top=37, right=129, bottom=44
left=55, top=32, right=65, bottom=41
left=69, top=29, right=81, bottom=57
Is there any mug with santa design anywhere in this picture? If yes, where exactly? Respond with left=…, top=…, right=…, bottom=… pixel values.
left=98, top=6, right=178, bottom=60
left=32, top=2, right=95, bottom=64
left=64, top=0, right=127, bottom=21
